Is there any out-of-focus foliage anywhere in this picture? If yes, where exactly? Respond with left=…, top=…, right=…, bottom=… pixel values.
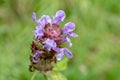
left=0, top=0, right=120, bottom=80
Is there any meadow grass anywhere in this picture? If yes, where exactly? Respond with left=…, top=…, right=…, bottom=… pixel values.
left=0, top=0, right=120, bottom=80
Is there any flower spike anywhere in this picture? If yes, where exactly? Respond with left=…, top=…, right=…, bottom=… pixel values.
left=29, top=10, right=78, bottom=72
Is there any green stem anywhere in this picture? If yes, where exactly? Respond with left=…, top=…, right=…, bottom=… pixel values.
left=31, top=72, right=37, bottom=80
left=44, top=74, right=48, bottom=80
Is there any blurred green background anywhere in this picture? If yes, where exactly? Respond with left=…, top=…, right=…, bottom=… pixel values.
left=0, top=0, right=120, bottom=80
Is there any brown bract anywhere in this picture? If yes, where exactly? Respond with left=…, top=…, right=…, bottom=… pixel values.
left=29, top=41, right=57, bottom=72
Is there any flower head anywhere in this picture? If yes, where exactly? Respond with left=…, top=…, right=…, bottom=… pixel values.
left=29, top=10, right=78, bottom=72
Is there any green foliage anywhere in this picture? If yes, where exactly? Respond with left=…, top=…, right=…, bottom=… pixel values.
left=45, top=71, right=67, bottom=80
left=53, top=58, right=69, bottom=72
left=0, top=0, right=120, bottom=80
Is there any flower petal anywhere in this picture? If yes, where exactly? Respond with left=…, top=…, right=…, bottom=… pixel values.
left=32, top=12, right=37, bottom=22
left=66, top=37, right=72, bottom=47
left=54, top=48, right=73, bottom=60
left=32, top=12, right=44, bottom=26
left=53, top=48, right=64, bottom=61
left=33, top=51, right=43, bottom=57
left=54, top=10, right=66, bottom=24
left=34, top=26, right=44, bottom=39
left=43, top=39, right=57, bottom=51
left=36, top=23, right=43, bottom=29
left=62, top=22, right=75, bottom=33
left=53, top=48, right=64, bottom=54
left=39, top=15, right=51, bottom=25
left=67, top=32, right=78, bottom=37
left=56, top=53, right=64, bottom=61
left=60, top=36, right=72, bottom=47
left=33, top=51, right=43, bottom=63
left=33, top=57, right=39, bottom=63
left=64, top=48, right=73, bottom=58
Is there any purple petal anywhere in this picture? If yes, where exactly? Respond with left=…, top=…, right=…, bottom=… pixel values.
left=34, top=26, right=44, bottom=39
left=64, top=48, right=73, bottom=58
left=53, top=47, right=60, bottom=52
left=33, top=51, right=43, bottom=63
left=54, top=10, right=66, bottom=24
left=61, top=36, right=72, bottom=47
left=36, top=25, right=43, bottom=30
left=32, top=12, right=44, bottom=26
left=36, top=20, right=44, bottom=26
left=62, top=22, right=75, bottom=33
left=32, top=12, right=36, bottom=22
left=56, top=53, right=64, bottom=61
left=67, top=32, right=78, bottom=37
left=66, top=37, right=72, bottom=47
left=60, top=36, right=72, bottom=47
left=39, top=15, right=51, bottom=25
left=54, top=48, right=73, bottom=60
left=32, top=12, right=51, bottom=26
left=53, top=48, right=64, bottom=61
left=53, top=48, right=64, bottom=54
left=61, top=32, right=78, bottom=45
left=60, top=37, right=66, bottom=43
left=33, top=51, right=43, bottom=57
left=33, top=57, right=39, bottom=63
left=43, top=39, right=57, bottom=51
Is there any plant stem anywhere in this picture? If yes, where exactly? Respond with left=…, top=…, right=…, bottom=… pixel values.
left=31, top=72, right=36, bottom=80
left=44, top=74, right=48, bottom=80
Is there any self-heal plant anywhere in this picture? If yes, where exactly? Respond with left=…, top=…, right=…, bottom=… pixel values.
left=29, top=10, right=78, bottom=79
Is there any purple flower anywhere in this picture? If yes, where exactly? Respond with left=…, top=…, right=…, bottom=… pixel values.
left=34, top=25, right=44, bottom=39
left=67, top=32, right=78, bottom=37
left=32, top=12, right=51, bottom=26
left=32, top=10, right=77, bottom=58
left=30, top=10, right=78, bottom=72
left=39, top=15, right=51, bottom=25
left=66, top=37, right=72, bottom=47
left=32, top=12, right=36, bottom=22
left=33, top=51, right=43, bottom=63
left=61, top=22, right=78, bottom=47
left=43, top=38, right=57, bottom=51
left=54, top=10, right=66, bottom=24
left=56, top=53, right=64, bottom=61
left=54, top=48, right=73, bottom=60
left=62, top=22, right=75, bottom=34
left=64, top=48, right=73, bottom=58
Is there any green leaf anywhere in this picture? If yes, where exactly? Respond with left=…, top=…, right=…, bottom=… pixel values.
left=45, top=71, right=67, bottom=80
left=53, top=58, right=69, bottom=71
